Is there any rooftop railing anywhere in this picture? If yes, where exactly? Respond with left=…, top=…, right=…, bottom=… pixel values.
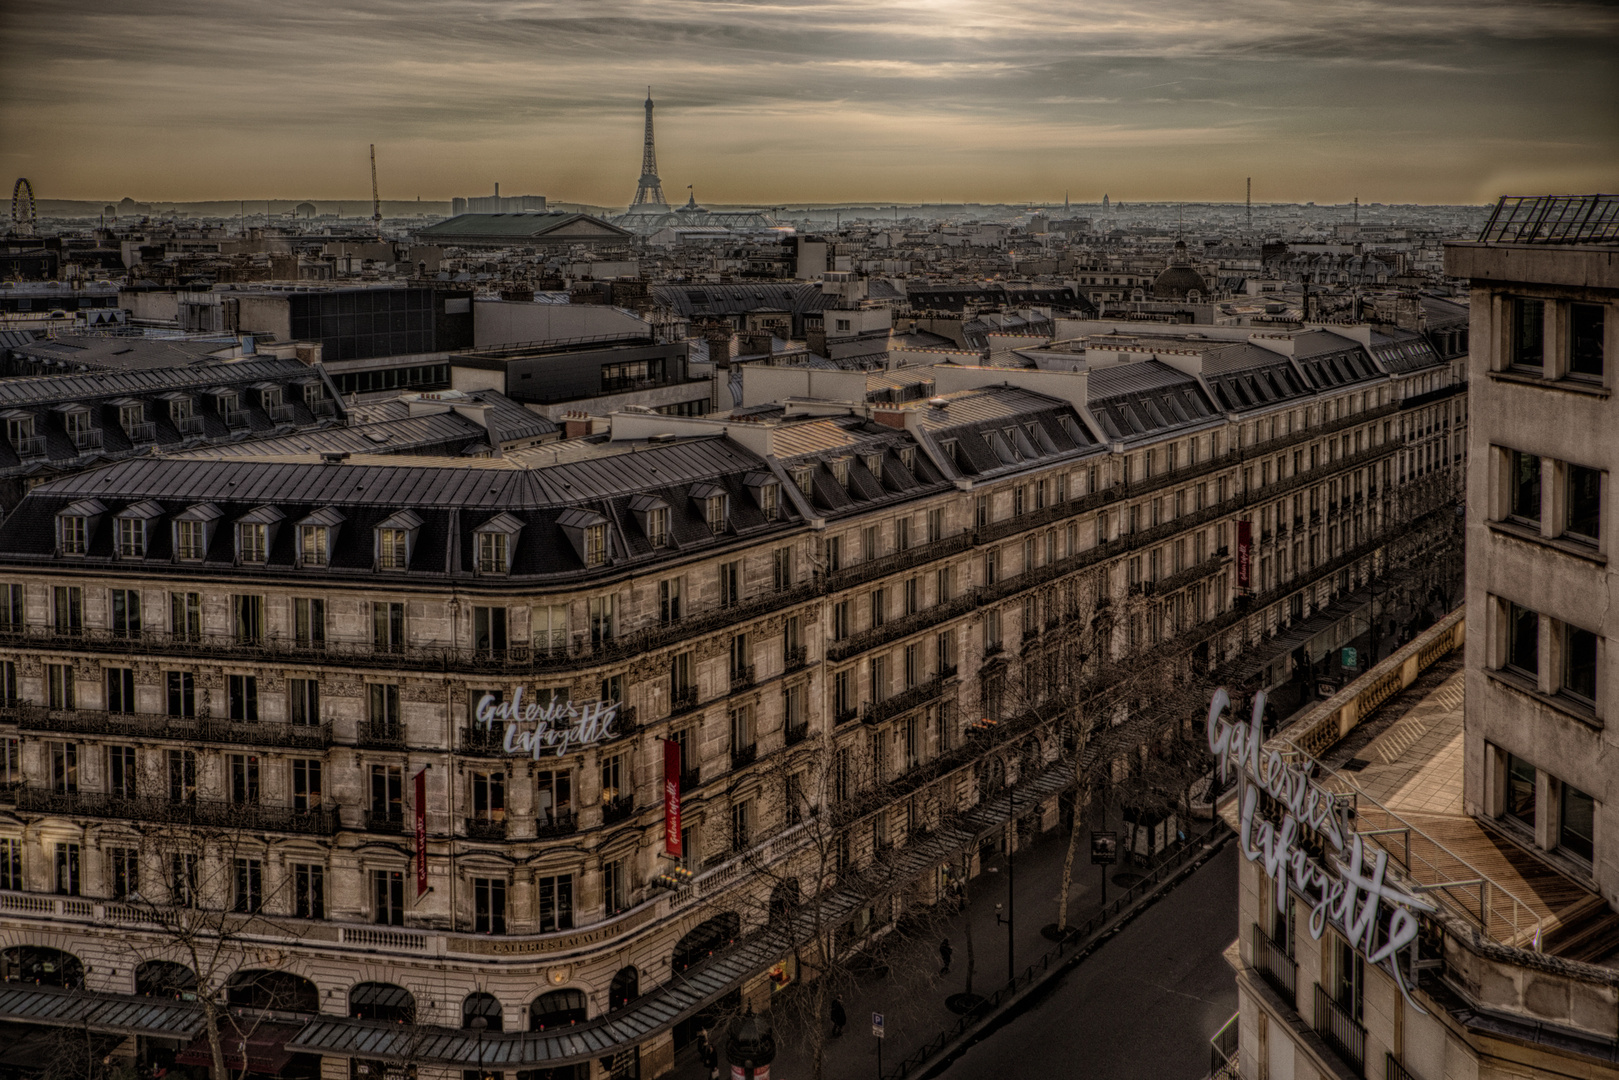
left=1478, top=194, right=1619, bottom=245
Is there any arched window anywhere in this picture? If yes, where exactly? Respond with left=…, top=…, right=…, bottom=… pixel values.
left=0, top=946, right=83, bottom=988
left=350, top=981, right=416, bottom=1024
left=226, top=969, right=319, bottom=1014
left=671, top=912, right=741, bottom=974
left=463, top=991, right=503, bottom=1032
left=136, top=960, right=196, bottom=999
left=608, top=967, right=639, bottom=1012
left=529, top=988, right=587, bottom=1030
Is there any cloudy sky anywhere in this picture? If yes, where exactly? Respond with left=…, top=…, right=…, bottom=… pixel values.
left=1, top=0, right=1615, bottom=206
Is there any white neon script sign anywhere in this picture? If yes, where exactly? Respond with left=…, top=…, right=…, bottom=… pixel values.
left=1207, top=688, right=1436, bottom=1010
left=475, top=688, right=619, bottom=759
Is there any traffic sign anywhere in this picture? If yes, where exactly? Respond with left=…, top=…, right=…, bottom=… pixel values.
left=872, top=1012, right=884, bottom=1038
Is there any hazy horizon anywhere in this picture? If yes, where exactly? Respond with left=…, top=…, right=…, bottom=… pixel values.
left=3, top=0, right=1616, bottom=208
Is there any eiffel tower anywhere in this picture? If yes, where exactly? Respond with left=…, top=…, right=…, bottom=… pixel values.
left=629, top=89, right=669, bottom=209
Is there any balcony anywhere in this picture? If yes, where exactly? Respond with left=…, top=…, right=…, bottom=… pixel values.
left=534, top=811, right=577, bottom=839
left=175, top=415, right=205, bottom=436
left=730, top=744, right=758, bottom=770
left=729, top=664, right=755, bottom=691
left=364, top=810, right=406, bottom=834
left=1385, top=1055, right=1420, bottom=1080
left=783, top=645, right=807, bottom=672
left=18, top=788, right=339, bottom=836
left=602, top=796, right=636, bottom=826
left=834, top=706, right=859, bottom=726
left=310, top=398, right=337, bottom=418
left=862, top=673, right=951, bottom=726
left=822, top=531, right=974, bottom=591
left=1250, top=923, right=1296, bottom=1008
left=1312, top=983, right=1366, bottom=1076
left=11, top=706, right=333, bottom=750
left=784, top=722, right=809, bottom=746
left=464, top=816, right=508, bottom=841
left=220, top=409, right=248, bottom=430
left=357, top=720, right=406, bottom=750
left=70, top=428, right=102, bottom=452
left=266, top=403, right=296, bottom=424
left=122, top=421, right=157, bottom=444
left=460, top=724, right=504, bottom=756
left=678, top=767, right=702, bottom=792
left=10, top=435, right=45, bottom=460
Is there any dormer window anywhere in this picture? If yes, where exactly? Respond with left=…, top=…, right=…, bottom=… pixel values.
left=211, top=390, right=245, bottom=429
left=62, top=407, right=99, bottom=452
left=234, top=506, right=284, bottom=565
left=172, top=502, right=221, bottom=561
left=474, top=512, right=523, bottom=575
left=864, top=453, right=883, bottom=482
left=302, top=382, right=332, bottom=416
left=831, top=459, right=850, bottom=488
left=113, top=502, right=161, bottom=558
left=793, top=468, right=814, bottom=496
left=899, top=447, right=916, bottom=472
left=57, top=499, right=105, bottom=556
left=300, top=525, right=326, bottom=563
left=629, top=495, right=671, bottom=549
left=557, top=508, right=611, bottom=568
left=759, top=484, right=778, bottom=522
left=375, top=510, right=423, bottom=571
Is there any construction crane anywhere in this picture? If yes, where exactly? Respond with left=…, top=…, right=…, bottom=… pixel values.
left=369, top=144, right=382, bottom=241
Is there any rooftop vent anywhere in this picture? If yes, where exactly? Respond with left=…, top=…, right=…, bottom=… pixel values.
left=321, top=451, right=350, bottom=464
left=927, top=397, right=948, bottom=409
left=647, top=433, right=679, bottom=443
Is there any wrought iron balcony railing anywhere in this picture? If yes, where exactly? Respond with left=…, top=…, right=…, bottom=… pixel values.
left=18, top=787, right=339, bottom=836
left=1313, top=983, right=1366, bottom=1076
left=1251, top=922, right=1296, bottom=1008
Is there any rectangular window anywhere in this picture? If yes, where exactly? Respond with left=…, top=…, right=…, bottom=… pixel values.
left=176, top=520, right=205, bottom=561
left=378, top=528, right=409, bottom=569
left=588, top=594, right=615, bottom=645
left=49, top=741, right=77, bottom=794
left=229, top=754, right=260, bottom=806
left=108, top=745, right=137, bottom=798
left=985, top=608, right=1002, bottom=650
left=169, top=853, right=198, bottom=907
left=870, top=588, right=885, bottom=628
left=1505, top=752, right=1536, bottom=827
left=0, top=838, right=20, bottom=891
left=1569, top=303, right=1605, bottom=379
left=1559, top=782, right=1595, bottom=863
left=292, top=758, right=323, bottom=812
left=536, top=769, right=572, bottom=826
left=0, top=661, right=12, bottom=707
left=171, top=592, right=201, bottom=642
left=105, top=667, right=135, bottom=714
left=603, top=858, right=629, bottom=915
left=1562, top=623, right=1598, bottom=704
left=1565, top=465, right=1600, bottom=543
left=293, top=597, right=325, bottom=646
left=168, top=749, right=197, bottom=803
left=233, top=594, right=264, bottom=645
left=52, top=586, right=82, bottom=635
left=1509, top=451, right=1541, bottom=523
left=369, top=767, right=405, bottom=830
left=228, top=674, right=259, bottom=722
left=238, top=523, right=268, bottom=564
left=474, top=878, right=507, bottom=934
left=730, top=704, right=755, bottom=754
left=372, top=601, right=405, bottom=652
left=0, top=583, right=21, bottom=631
left=659, top=578, right=683, bottom=625
left=533, top=604, right=567, bottom=654
left=477, top=531, right=509, bottom=574
left=760, top=484, right=779, bottom=522
left=538, top=874, right=574, bottom=932
left=59, top=516, right=87, bottom=555
left=233, top=858, right=263, bottom=913
left=718, top=561, right=740, bottom=608
left=584, top=523, right=608, bottom=566
left=471, top=771, right=506, bottom=821
left=834, top=668, right=853, bottom=717
left=1511, top=298, right=1544, bottom=370
left=773, top=546, right=793, bottom=591
left=166, top=671, right=195, bottom=719
left=928, top=508, right=943, bottom=543
left=1507, top=603, right=1539, bottom=676
left=294, top=863, right=325, bottom=919
left=55, top=843, right=81, bottom=896
left=373, top=869, right=404, bottom=926
left=645, top=507, right=670, bottom=548
left=368, top=683, right=401, bottom=733
left=300, top=525, right=328, bottom=566
left=730, top=633, right=750, bottom=682
left=110, top=589, right=141, bottom=638
left=47, top=663, right=74, bottom=710
left=831, top=600, right=850, bottom=641
left=287, top=678, right=319, bottom=726
left=473, top=605, right=508, bottom=657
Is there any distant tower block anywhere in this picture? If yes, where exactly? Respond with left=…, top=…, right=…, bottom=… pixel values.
left=630, top=89, right=669, bottom=209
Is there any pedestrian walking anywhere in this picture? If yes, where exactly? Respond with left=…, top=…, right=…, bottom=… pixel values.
left=830, top=997, right=847, bottom=1037
left=938, top=937, right=953, bottom=975
left=698, top=1030, right=719, bottom=1079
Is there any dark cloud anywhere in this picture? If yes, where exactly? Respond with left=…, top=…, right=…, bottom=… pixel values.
left=1, top=0, right=1615, bottom=202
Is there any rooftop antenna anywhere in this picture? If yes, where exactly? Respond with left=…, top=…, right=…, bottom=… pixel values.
left=1354, top=196, right=1359, bottom=224
left=370, top=144, right=383, bottom=241
left=1246, top=178, right=1251, bottom=228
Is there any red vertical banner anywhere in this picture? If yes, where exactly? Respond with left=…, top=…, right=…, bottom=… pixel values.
left=664, top=740, right=683, bottom=857
left=413, top=768, right=428, bottom=898
left=1236, top=520, right=1253, bottom=589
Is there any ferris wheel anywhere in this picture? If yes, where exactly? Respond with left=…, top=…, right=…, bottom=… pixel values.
left=11, top=178, right=36, bottom=236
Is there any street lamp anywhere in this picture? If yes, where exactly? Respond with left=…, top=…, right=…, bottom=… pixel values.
left=995, top=778, right=1016, bottom=986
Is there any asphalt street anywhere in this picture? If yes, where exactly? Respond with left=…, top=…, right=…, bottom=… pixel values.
left=944, top=841, right=1239, bottom=1080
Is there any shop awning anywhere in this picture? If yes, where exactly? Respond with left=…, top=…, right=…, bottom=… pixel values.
left=176, top=1019, right=303, bottom=1074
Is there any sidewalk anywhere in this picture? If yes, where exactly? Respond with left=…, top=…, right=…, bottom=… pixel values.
left=669, top=804, right=1209, bottom=1080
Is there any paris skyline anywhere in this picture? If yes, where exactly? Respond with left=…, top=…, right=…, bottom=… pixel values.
left=1, top=0, right=1616, bottom=206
